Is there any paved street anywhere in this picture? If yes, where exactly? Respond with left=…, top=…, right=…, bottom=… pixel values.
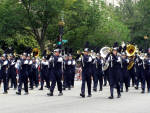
left=0, top=81, right=150, bottom=113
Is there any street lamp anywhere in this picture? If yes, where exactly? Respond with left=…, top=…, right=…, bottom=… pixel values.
left=144, top=35, right=149, bottom=51
left=144, top=35, right=148, bottom=40
left=58, top=20, right=65, bottom=49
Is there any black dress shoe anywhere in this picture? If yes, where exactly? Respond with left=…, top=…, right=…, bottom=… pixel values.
left=126, top=89, right=129, bottom=92
left=30, top=88, right=34, bottom=90
left=47, top=86, right=50, bottom=88
left=16, top=92, right=21, bottom=95
left=58, top=92, right=63, bottom=96
left=132, top=84, right=135, bottom=87
left=24, top=92, right=29, bottom=95
left=120, top=89, right=123, bottom=92
left=99, top=88, right=103, bottom=91
left=71, top=86, right=74, bottom=88
left=39, top=88, right=43, bottom=90
left=87, top=94, right=92, bottom=97
left=3, top=91, right=8, bottom=94
left=93, top=89, right=97, bottom=92
left=80, top=93, right=85, bottom=98
left=135, top=87, right=138, bottom=90
left=35, top=85, right=39, bottom=88
left=108, top=96, right=114, bottom=99
left=117, top=94, right=121, bottom=98
left=68, top=88, right=71, bottom=90
left=63, top=88, right=66, bottom=90
left=141, top=90, right=145, bottom=94
left=47, top=92, right=53, bottom=96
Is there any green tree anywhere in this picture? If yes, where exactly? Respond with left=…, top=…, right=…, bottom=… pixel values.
left=63, top=0, right=130, bottom=51
left=0, top=0, right=76, bottom=52
left=115, top=0, right=150, bottom=50
left=0, top=0, right=130, bottom=53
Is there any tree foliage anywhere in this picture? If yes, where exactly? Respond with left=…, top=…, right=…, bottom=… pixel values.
left=115, top=0, right=150, bottom=50
left=63, top=0, right=130, bottom=51
left=0, top=0, right=131, bottom=53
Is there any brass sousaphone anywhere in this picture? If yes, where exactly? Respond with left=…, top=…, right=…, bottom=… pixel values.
left=32, top=48, right=40, bottom=57
left=100, top=46, right=111, bottom=71
left=126, top=44, right=136, bottom=70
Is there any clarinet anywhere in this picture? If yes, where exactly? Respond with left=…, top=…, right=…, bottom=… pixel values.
left=120, top=57, right=123, bottom=68
left=81, top=55, right=84, bottom=67
left=49, top=55, right=54, bottom=68
left=110, top=54, right=113, bottom=68
left=95, top=58, right=98, bottom=69
left=142, top=59, right=145, bottom=69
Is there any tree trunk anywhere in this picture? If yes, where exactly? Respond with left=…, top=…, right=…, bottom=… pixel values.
left=35, top=29, right=46, bottom=55
left=38, top=40, right=45, bottom=55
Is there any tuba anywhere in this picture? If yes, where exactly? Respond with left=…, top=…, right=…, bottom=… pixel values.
left=100, top=47, right=111, bottom=58
left=126, top=44, right=136, bottom=70
left=126, top=44, right=136, bottom=57
left=32, top=48, right=40, bottom=57
left=100, top=47, right=111, bottom=71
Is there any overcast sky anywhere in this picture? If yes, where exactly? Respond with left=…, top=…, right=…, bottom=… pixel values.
left=105, top=0, right=121, bottom=6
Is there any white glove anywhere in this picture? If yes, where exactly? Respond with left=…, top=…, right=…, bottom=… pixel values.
left=88, top=57, right=92, bottom=62
left=58, top=57, right=63, bottom=62
left=29, top=60, right=33, bottom=65
left=42, top=61, right=49, bottom=65
left=11, top=61, right=15, bottom=65
left=68, top=61, right=71, bottom=65
left=72, top=60, right=76, bottom=65
left=117, top=57, right=121, bottom=62
left=3, top=61, right=8, bottom=65
left=24, top=60, right=28, bottom=64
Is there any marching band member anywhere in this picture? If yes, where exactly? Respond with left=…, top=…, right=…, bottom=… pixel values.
left=79, top=48, right=93, bottom=98
left=145, top=49, right=150, bottom=92
left=47, top=49, right=63, bottom=96
left=1, top=54, right=9, bottom=94
left=63, top=54, right=76, bottom=90
left=93, top=53, right=104, bottom=92
left=16, top=53, right=29, bottom=95
left=69, top=54, right=76, bottom=88
left=91, top=50, right=96, bottom=91
left=134, top=54, right=139, bottom=89
left=63, top=54, right=69, bottom=90
left=129, top=59, right=136, bottom=87
left=32, top=57, right=39, bottom=88
left=39, top=56, right=50, bottom=90
left=7, top=54, right=17, bottom=90
left=27, top=54, right=34, bottom=90
left=134, top=54, right=146, bottom=93
left=120, top=52, right=130, bottom=92
left=65, top=54, right=75, bottom=90
left=106, top=47, right=121, bottom=99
